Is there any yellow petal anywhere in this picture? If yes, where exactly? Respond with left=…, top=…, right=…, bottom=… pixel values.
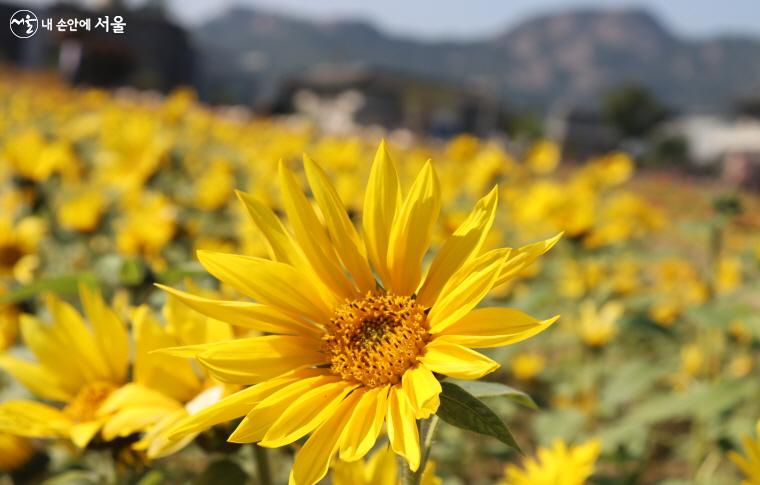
left=156, top=284, right=321, bottom=337
left=101, top=407, right=172, bottom=441
left=132, top=306, right=201, bottom=401
left=386, top=160, right=440, bottom=295
left=494, top=233, right=562, bottom=287
left=79, top=284, right=129, bottom=384
left=435, top=308, right=559, bottom=348
left=290, top=390, right=362, bottom=485
left=386, top=385, right=420, bottom=472
left=363, top=140, right=401, bottom=286
left=428, top=249, right=508, bottom=333
left=0, top=400, right=71, bottom=438
left=303, top=155, right=376, bottom=292
left=417, top=186, right=498, bottom=306
left=19, top=314, right=87, bottom=393
left=0, top=354, right=72, bottom=402
left=70, top=419, right=105, bottom=448
left=46, top=294, right=111, bottom=383
left=99, top=383, right=181, bottom=415
left=257, top=381, right=356, bottom=447
left=197, top=251, right=334, bottom=323
left=401, top=365, right=441, bottom=419
left=193, top=335, right=326, bottom=384
left=338, top=386, right=390, bottom=461
left=228, top=374, right=342, bottom=443
left=419, top=340, right=499, bottom=380
left=278, top=161, right=357, bottom=298
left=235, top=190, right=309, bottom=267
left=167, top=368, right=324, bottom=441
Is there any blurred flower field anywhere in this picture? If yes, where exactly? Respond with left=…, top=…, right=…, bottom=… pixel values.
left=1, top=70, right=760, bottom=485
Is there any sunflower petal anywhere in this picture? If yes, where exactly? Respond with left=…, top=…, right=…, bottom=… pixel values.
left=79, top=284, right=129, bottom=384
left=0, top=354, right=72, bottom=402
left=194, top=336, right=327, bottom=385
left=494, top=233, right=562, bottom=287
left=417, top=186, right=498, bottom=306
left=197, top=251, right=334, bottom=323
left=279, top=161, right=357, bottom=298
left=257, top=381, right=356, bottom=447
left=229, top=374, right=341, bottom=443
left=363, top=140, right=401, bottom=286
left=419, top=340, right=499, bottom=380
left=387, top=160, right=440, bottom=295
left=435, top=308, right=559, bottom=348
left=290, top=390, right=362, bottom=485
left=235, top=190, right=308, bottom=267
left=156, top=284, right=321, bottom=337
left=303, top=155, right=376, bottom=292
left=428, top=249, right=508, bottom=333
left=401, top=365, right=442, bottom=419
left=338, top=386, right=390, bottom=461
left=386, top=385, right=420, bottom=471
left=166, top=368, right=324, bottom=441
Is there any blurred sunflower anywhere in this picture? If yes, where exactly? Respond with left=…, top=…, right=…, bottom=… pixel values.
left=499, top=438, right=601, bottom=485
left=729, top=420, right=760, bottom=485
left=0, top=286, right=129, bottom=447
left=0, top=432, right=35, bottom=473
left=0, top=215, right=45, bottom=283
left=159, top=141, right=559, bottom=484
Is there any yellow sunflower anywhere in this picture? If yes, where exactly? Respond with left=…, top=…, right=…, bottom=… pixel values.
left=100, top=291, right=236, bottom=459
left=159, top=141, right=559, bottom=484
left=729, top=420, right=760, bottom=485
left=499, top=438, right=601, bottom=485
left=0, top=286, right=129, bottom=447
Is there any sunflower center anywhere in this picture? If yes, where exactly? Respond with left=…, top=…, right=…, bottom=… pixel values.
left=323, top=291, right=429, bottom=388
left=0, top=244, right=23, bottom=268
left=63, top=381, right=117, bottom=423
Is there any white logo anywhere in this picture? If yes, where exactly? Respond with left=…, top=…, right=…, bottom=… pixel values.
left=9, top=10, right=38, bottom=38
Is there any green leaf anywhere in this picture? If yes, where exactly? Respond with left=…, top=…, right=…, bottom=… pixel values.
left=0, top=273, right=98, bottom=304
left=445, top=379, right=537, bottom=409
left=195, top=459, right=248, bottom=485
left=436, top=381, right=522, bottom=453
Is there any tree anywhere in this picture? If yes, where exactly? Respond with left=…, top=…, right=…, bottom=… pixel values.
left=603, top=83, right=669, bottom=138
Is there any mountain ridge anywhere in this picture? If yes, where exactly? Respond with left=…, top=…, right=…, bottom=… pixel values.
left=193, top=6, right=760, bottom=111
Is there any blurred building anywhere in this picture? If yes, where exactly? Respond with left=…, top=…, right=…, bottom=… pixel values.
left=1, top=1, right=195, bottom=92
left=662, top=115, right=760, bottom=189
left=545, top=107, right=620, bottom=161
left=268, top=64, right=503, bottom=137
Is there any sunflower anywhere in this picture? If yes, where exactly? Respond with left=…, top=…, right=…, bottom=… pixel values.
left=729, top=420, right=760, bottom=485
left=159, top=141, right=559, bottom=484
left=101, top=290, right=236, bottom=459
left=0, top=286, right=129, bottom=447
left=0, top=215, right=45, bottom=282
left=498, top=438, right=601, bottom=485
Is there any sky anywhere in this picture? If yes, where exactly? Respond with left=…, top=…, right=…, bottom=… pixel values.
left=16, top=0, right=760, bottom=40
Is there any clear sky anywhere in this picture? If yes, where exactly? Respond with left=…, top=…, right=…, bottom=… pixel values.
left=16, top=0, right=760, bottom=39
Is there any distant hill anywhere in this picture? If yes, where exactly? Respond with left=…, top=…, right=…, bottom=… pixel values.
left=192, top=7, right=760, bottom=111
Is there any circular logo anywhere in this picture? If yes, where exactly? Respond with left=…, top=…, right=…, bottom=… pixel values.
left=10, top=10, right=38, bottom=39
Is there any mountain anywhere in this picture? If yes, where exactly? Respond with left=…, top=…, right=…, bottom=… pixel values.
left=192, top=7, right=760, bottom=111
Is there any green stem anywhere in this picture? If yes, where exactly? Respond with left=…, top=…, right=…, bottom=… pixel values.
left=400, top=416, right=440, bottom=485
left=253, top=444, right=272, bottom=485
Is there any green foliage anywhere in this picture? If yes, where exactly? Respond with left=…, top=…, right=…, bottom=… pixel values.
left=603, top=83, right=669, bottom=138
left=437, top=382, right=522, bottom=453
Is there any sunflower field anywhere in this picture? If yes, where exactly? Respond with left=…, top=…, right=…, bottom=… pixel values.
left=1, top=71, right=760, bottom=485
